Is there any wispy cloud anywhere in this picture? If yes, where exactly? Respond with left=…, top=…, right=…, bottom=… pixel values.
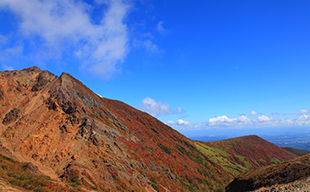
left=139, top=97, right=184, bottom=117
left=1, top=64, right=14, bottom=71
left=142, top=39, right=162, bottom=55
left=132, top=36, right=163, bottom=56
left=0, top=0, right=131, bottom=78
left=249, top=110, right=261, bottom=115
left=177, top=107, right=184, bottom=114
left=156, top=21, right=167, bottom=35
left=297, top=109, right=310, bottom=115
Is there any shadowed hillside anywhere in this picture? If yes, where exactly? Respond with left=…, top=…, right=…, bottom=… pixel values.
left=226, top=153, right=310, bottom=192
left=282, top=147, right=310, bottom=156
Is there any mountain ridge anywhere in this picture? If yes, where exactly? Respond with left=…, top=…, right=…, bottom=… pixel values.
left=0, top=67, right=297, bottom=191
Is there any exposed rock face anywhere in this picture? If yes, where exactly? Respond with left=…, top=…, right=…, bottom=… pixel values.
left=31, top=70, right=56, bottom=92
left=253, top=177, right=310, bottom=192
left=0, top=87, right=3, bottom=100
left=2, top=108, right=20, bottom=125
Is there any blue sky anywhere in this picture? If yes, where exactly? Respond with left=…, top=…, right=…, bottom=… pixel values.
left=1, top=0, right=310, bottom=138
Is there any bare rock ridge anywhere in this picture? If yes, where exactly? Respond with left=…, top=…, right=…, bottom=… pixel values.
left=0, top=67, right=298, bottom=191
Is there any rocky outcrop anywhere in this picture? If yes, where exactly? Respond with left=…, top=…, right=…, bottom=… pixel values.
left=0, top=87, right=3, bottom=100
left=2, top=108, right=20, bottom=125
left=253, top=177, right=310, bottom=192
left=31, top=70, right=56, bottom=92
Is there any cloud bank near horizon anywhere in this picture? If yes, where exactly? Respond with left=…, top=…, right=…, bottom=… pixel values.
left=167, top=114, right=310, bottom=130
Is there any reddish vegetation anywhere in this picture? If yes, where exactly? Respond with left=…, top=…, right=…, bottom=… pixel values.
left=0, top=67, right=298, bottom=191
left=226, top=153, right=310, bottom=192
left=205, top=135, right=295, bottom=167
left=0, top=67, right=225, bottom=191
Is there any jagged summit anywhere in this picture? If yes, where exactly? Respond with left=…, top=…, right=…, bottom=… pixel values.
left=0, top=67, right=297, bottom=191
left=0, top=66, right=224, bottom=191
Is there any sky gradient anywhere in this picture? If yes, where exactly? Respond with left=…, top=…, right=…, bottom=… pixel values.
left=1, top=0, right=310, bottom=138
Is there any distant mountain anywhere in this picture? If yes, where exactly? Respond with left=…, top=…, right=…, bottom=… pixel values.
left=0, top=67, right=297, bottom=191
left=262, top=133, right=310, bottom=152
left=226, top=153, right=310, bottom=192
left=194, top=135, right=296, bottom=180
left=282, top=147, right=310, bottom=156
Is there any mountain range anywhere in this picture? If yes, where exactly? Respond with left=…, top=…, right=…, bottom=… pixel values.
left=0, top=67, right=305, bottom=191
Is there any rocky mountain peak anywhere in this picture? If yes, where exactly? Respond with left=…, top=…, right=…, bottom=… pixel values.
left=0, top=67, right=298, bottom=191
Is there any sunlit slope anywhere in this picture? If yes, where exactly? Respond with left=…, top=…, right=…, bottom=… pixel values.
left=0, top=67, right=225, bottom=191
left=194, top=135, right=296, bottom=180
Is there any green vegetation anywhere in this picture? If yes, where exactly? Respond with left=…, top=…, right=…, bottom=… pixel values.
left=0, top=154, right=53, bottom=191
left=150, top=178, right=160, bottom=191
left=268, top=155, right=282, bottom=164
left=0, top=153, right=84, bottom=191
left=158, top=144, right=172, bottom=154
left=69, top=170, right=81, bottom=186
left=194, top=142, right=251, bottom=176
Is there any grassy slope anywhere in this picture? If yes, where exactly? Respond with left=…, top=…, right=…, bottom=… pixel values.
left=193, top=135, right=296, bottom=182
left=0, top=152, right=88, bottom=192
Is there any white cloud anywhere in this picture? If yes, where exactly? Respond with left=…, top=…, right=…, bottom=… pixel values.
left=238, top=115, right=251, bottom=123
left=0, top=0, right=130, bottom=78
left=297, top=109, right=310, bottom=115
left=166, top=120, right=175, bottom=125
left=295, top=115, right=310, bottom=126
left=166, top=119, right=192, bottom=130
left=257, top=115, right=272, bottom=122
left=249, top=110, right=260, bottom=115
left=177, top=119, right=190, bottom=125
left=208, top=115, right=251, bottom=127
left=209, top=115, right=234, bottom=126
left=139, top=97, right=173, bottom=116
left=139, top=97, right=184, bottom=117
